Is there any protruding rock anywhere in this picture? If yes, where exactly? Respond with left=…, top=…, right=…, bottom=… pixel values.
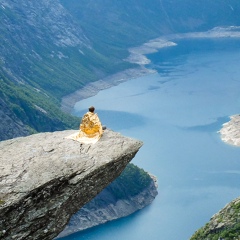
left=0, top=130, right=143, bottom=240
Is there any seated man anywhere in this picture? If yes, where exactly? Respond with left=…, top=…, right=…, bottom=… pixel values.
left=66, top=106, right=104, bottom=144
left=79, top=106, right=103, bottom=140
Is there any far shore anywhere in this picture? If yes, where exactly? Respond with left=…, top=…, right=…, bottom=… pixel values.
left=61, top=26, right=240, bottom=114
left=60, top=37, right=176, bottom=113
left=219, top=114, right=240, bottom=147
left=60, top=66, right=156, bottom=113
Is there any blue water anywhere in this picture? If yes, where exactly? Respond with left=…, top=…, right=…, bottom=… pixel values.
left=62, top=38, right=240, bottom=240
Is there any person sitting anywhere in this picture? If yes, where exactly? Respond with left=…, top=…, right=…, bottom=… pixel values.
left=79, top=106, right=103, bottom=140
left=66, top=106, right=104, bottom=144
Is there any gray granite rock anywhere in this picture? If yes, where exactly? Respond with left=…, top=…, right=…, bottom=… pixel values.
left=0, top=130, right=142, bottom=240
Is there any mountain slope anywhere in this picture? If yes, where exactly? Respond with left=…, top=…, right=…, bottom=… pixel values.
left=0, top=0, right=132, bottom=140
left=1, top=0, right=240, bottom=140
left=60, top=0, right=240, bottom=49
left=190, top=197, right=240, bottom=240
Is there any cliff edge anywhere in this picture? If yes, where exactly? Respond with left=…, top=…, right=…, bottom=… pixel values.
left=0, top=130, right=143, bottom=240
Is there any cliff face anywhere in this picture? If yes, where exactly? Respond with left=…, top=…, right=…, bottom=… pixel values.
left=57, top=173, right=158, bottom=238
left=0, top=130, right=143, bottom=240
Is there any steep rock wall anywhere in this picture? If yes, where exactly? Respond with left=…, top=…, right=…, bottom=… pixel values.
left=57, top=175, right=158, bottom=238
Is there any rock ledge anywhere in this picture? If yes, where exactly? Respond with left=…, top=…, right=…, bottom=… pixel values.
left=0, top=130, right=142, bottom=240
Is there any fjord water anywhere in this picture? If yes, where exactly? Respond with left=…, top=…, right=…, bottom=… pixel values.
left=64, top=38, right=240, bottom=240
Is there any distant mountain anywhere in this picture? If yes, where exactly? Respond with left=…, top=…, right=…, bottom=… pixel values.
left=1, top=0, right=240, bottom=140
left=60, top=0, right=240, bottom=47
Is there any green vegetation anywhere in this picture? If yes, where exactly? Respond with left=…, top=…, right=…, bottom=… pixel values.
left=191, top=223, right=240, bottom=240
left=190, top=199, right=240, bottom=240
left=21, top=45, right=133, bottom=99
left=0, top=2, right=135, bottom=139
left=0, top=40, right=133, bottom=137
left=0, top=75, right=79, bottom=133
left=60, top=0, right=240, bottom=51
left=108, top=163, right=152, bottom=199
left=60, top=0, right=165, bottom=51
left=0, top=199, right=5, bottom=205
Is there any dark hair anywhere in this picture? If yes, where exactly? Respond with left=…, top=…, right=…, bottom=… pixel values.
left=88, top=106, right=95, bottom=112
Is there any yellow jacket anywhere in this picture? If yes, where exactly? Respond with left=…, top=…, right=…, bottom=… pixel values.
left=80, top=112, right=103, bottom=138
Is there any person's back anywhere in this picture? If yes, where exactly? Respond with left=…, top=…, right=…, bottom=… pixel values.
left=65, top=106, right=104, bottom=144
left=80, top=107, right=103, bottom=138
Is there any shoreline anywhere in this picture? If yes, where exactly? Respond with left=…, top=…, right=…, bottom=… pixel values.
left=56, top=175, right=158, bottom=239
left=61, top=66, right=156, bottom=113
left=60, top=38, right=176, bottom=114
left=219, top=114, right=240, bottom=147
left=61, top=26, right=240, bottom=114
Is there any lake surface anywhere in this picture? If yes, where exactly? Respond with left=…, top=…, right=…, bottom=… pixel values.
left=62, top=38, right=240, bottom=240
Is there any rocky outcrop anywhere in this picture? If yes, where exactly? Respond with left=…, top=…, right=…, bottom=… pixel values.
left=190, top=197, right=240, bottom=239
left=219, top=114, right=240, bottom=146
left=190, top=116, right=240, bottom=239
left=57, top=175, right=158, bottom=238
left=0, top=130, right=143, bottom=240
